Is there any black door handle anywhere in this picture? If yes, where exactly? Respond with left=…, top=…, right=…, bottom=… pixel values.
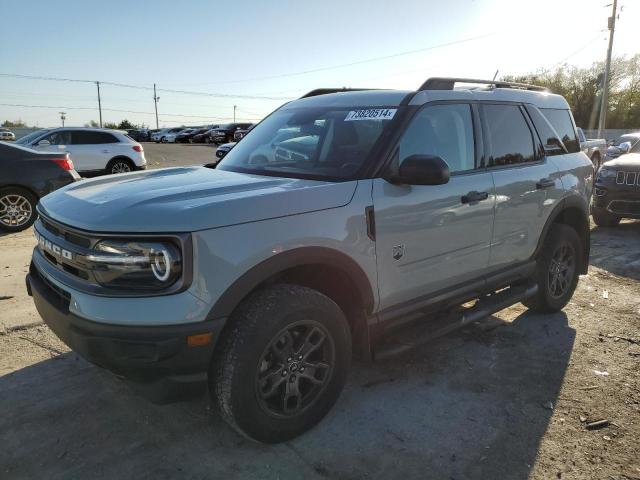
left=461, top=191, right=489, bottom=203
left=536, top=178, right=555, bottom=189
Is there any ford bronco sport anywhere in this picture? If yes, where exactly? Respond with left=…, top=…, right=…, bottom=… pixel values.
left=26, top=78, right=593, bottom=443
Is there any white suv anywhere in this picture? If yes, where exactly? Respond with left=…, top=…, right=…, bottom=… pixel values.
left=16, top=128, right=146, bottom=174
left=0, top=129, right=16, bottom=141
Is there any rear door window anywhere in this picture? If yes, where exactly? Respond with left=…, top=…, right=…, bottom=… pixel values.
left=72, top=131, right=118, bottom=144
left=42, top=131, right=71, bottom=145
left=483, top=104, right=536, bottom=166
left=540, top=108, right=580, bottom=153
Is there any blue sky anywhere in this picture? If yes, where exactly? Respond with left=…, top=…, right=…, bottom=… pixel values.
left=1, top=0, right=638, bottom=128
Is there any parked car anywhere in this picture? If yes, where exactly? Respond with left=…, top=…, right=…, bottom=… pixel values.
left=26, top=77, right=592, bottom=443
left=152, top=128, right=183, bottom=143
left=208, top=123, right=253, bottom=144
left=233, top=124, right=254, bottom=141
left=16, top=127, right=146, bottom=175
left=605, top=132, right=640, bottom=160
left=0, top=128, right=16, bottom=141
left=576, top=128, right=606, bottom=170
left=162, top=128, right=190, bottom=143
left=592, top=152, right=640, bottom=226
left=215, top=142, right=235, bottom=159
left=192, top=126, right=220, bottom=143
left=176, top=128, right=209, bottom=143
left=126, top=129, right=150, bottom=142
left=0, top=142, right=79, bottom=232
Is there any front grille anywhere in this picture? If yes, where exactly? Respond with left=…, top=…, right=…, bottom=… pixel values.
left=41, top=217, right=91, bottom=248
left=608, top=200, right=640, bottom=215
left=615, top=171, right=640, bottom=187
left=35, top=214, right=95, bottom=282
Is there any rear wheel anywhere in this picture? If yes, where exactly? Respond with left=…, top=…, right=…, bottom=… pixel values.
left=211, top=284, right=351, bottom=443
left=592, top=209, right=620, bottom=227
left=106, top=158, right=134, bottom=174
left=524, top=224, right=581, bottom=313
left=0, top=187, right=37, bottom=232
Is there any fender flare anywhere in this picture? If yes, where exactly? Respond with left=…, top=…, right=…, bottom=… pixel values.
left=207, top=247, right=375, bottom=320
left=532, top=194, right=590, bottom=273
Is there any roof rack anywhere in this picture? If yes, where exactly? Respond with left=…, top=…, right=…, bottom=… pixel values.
left=418, top=77, right=548, bottom=92
left=300, top=88, right=375, bottom=98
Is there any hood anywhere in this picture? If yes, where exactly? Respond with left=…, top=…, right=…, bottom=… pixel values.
left=603, top=153, right=640, bottom=169
left=39, top=167, right=357, bottom=233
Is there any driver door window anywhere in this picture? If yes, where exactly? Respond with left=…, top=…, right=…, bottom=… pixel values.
left=399, top=103, right=475, bottom=173
left=41, top=131, right=71, bottom=146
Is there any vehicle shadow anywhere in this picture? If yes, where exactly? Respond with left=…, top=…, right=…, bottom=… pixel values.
left=590, top=219, right=640, bottom=280
left=0, top=310, right=573, bottom=479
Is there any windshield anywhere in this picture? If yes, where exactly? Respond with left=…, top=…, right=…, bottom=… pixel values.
left=217, top=106, right=398, bottom=180
left=16, top=129, right=48, bottom=145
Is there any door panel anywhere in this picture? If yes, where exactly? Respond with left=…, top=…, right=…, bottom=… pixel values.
left=371, top=102, right=495, bottom=311
left=481, top=103, right=564, bottom=268
left=489, top=163, right=562, bottom=267
left=373, top=174, right=495, bottom=310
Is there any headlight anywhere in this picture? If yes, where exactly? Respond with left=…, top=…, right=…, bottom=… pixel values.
left=87, top=240, right=182, bottom=291
left=597, top=168, right=617, bottom=180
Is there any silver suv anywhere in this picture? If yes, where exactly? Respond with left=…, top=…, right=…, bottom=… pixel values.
left=27, top=78, right=593, bottom=443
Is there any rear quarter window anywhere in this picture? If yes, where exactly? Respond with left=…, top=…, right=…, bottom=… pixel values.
left=540, top=108, right=580, bottom=153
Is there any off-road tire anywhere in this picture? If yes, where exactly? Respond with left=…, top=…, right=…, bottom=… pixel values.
left=523, top=224, right=582, bottom=313
left=592, top=209, right=621, bottom=227
left=211, top=284, right=351, bottom=443
left=0, top=187, right=38, bottom=232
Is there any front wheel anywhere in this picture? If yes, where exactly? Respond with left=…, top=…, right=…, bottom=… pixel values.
left=523, top=224, right=582, bottom=313
left=211, top=284, right=351, bottom=443
left=0, top=187, right=38, bottom=232
left=592, top=209, right=620, bottom=227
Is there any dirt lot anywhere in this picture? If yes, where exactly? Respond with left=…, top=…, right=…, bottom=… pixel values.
left=0, top=151, right=638, bottom=478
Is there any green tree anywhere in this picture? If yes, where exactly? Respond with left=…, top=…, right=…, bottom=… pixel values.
left=117, top=119, right=136, bottom=130
left=103, top=122, right=119, bottom=129
left=502, top=54, right=640, bottom=130
left=2, top=119, right=28, bottom=128
left=85, top=120, right=100, bottom=128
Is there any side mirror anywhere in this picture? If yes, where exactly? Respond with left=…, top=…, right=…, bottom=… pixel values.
left=619, top=142, right=631, bottom=153
left=37, top=140, right=50, bottom=146
left=393, top=154, right=450, bottom=186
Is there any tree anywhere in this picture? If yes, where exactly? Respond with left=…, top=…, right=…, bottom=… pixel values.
left=103, top=122, right=119, bottom=129
left=501, top=54, right=640, bottom=129
left=2, top=119, right=27, bottom=128
left=85, top=120, right=100, bottom=128
left=117, top=119, right=136, bottom=130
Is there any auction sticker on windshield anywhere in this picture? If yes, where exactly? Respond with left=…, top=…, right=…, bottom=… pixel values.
left=344, top=109, right=397, bottom=121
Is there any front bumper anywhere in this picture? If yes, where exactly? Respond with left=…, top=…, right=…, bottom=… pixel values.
left=26, top=263, right=224, bottom=403
left=593, top=180, right=640, bottom=218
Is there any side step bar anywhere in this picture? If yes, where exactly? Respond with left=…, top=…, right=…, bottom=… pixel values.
left=374, top=283, right=538, bottom=360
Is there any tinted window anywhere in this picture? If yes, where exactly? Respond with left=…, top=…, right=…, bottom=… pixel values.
left=484, top=104, right=535, bottom=166
left=524, top=104, right=566, bottom=156
left=72, top=131, right=117, bottom=144
left=540, top=108, right=580, bottom=153
left=399, top=103, right=475, bottom=172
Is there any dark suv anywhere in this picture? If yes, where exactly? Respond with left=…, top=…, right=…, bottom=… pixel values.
left=208, top=123, right=253, bottom=144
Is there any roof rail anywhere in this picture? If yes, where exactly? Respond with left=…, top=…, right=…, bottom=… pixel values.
left=300, top=88, right=375, bottom=98
left=418, top=77, right=548, bottom=92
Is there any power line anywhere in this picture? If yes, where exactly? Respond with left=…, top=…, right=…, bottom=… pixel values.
left=0, top=103, right=261, bottom=121
left=0, top=73, right=292, bottom=100
left=175, top=32, right=497, bottom=86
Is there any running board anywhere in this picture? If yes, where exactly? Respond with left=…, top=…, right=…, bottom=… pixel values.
left=374, top=283, right=538, bottom=360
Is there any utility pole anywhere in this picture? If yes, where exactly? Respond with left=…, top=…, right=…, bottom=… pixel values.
left=153, top=83, right=160, bottom=129
left=59, top=111, right=66, bottom=127
left=233, top=105, right=237, bottom=123
left=96, top=81, right=103, bottom=128
left=598, top=0, right=617, bottom=138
